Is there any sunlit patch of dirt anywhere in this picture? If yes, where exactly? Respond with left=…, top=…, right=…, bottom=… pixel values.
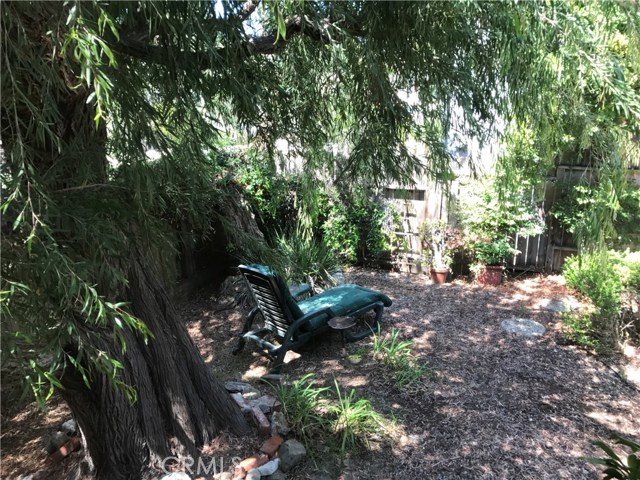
left=181, top=268, right=640, bottom=479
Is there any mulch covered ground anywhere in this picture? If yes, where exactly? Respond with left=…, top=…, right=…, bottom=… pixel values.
left=2, top=269, right=639, bottom=479
left=183, top=269, right=640, bottom=479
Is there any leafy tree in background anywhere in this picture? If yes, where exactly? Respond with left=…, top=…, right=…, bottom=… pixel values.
left=495, top=1, right=640, bottom=249
left=2, top=1, right=639, bottom=477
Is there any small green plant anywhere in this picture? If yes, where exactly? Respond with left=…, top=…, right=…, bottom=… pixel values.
left=473, top=238, right=518, bottom=266
left=561, top=312, right=600, bottom=350
left=418, top=219, right=463, bottom=269
left=272, top=374, right=329, bottom=443
left=564, top=253, right=622, bottom=316
left=347, top=346, right=369, bottom=365
left=584, top=435, right=640, bottom=480
left=372, top=329, right=428, bottom=386
left=328, top=378, right=384, bottom=462
left=373, top=328, right=413, bottom=368
left=392, top=358, right=429, bottom=387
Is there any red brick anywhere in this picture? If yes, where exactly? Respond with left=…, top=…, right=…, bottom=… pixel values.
left=50, top=437, right=81, bottom=462
left=259, top=435, right=284, bottom=458
left=252, top=406, right=271, bottom=438
left=252, top=395, right=282, bottom=414
left=239, top=452, right=268, bottom=472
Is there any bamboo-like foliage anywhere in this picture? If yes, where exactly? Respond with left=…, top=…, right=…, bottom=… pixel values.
left=494, top=1, right=640, bottom=251
left=1, top=0, right=639, bottom=405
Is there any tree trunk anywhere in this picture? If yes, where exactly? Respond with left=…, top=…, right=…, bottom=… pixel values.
left=61, top=243, right=249, bottom=479
left=4, top=5, right=249, bottom=477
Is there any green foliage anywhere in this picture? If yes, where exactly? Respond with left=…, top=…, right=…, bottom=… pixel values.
left=3, top=0, right=640, bottom=412
left=233, top=151, right=298, bottom=236
left=461, top=181, right=545, bottom=243
left=373, top=328, right=414, bottom=367
left=564, top=253, right=623, bottom=316
left=271, top=374, right=384, bottom=462
left=473, top=239, right=518, bottom=266
left=552, top=178, right=640, bottom=250
left=272, top=373, right=330, bottom=444
left=585, top=435, right=640, bottom=480
left=461, top=179, right=543, bottom=268
left=418, top=219, right=463, bottom=269
left=563, top=250, right=640, bottom=346
left=272, top=227, right=342, bottom=290
left=560, top=312, right=600, bottom=350
left=495, top=126, right=551, bottom=197
left=320, top=193, right=394, bottom=265
left=328, top=378, right=384, bottom=462
left=495, top=1, right=640, bottom=253
left=373, top=329, right=429, bottom=387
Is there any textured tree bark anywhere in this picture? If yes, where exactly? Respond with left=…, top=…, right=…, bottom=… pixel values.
left=61, top=245, right=249, bottom=479
left=5, top=5, right=249, bottom=477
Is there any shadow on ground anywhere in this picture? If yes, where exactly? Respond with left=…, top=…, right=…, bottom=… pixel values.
left=183, top=269, right=640, bottom=479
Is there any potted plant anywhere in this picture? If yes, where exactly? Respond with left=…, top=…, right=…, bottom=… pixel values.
left=419, top=220, right=462, bottom=284
left=472, top=238, right=518, bottom=286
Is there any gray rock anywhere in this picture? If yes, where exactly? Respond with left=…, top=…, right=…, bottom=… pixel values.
left=266, top=470, right=287, bottom=480
left=60, top=418, right=77, bottom=436
left=251, top=395, right=281, bottom=414
left=257, top=458, right=280, bottom=476
left=47, top=431, right=68, bottom=454
left=542, top=296, right=581, bottom=313
left=501, top=318, right=546, bottom=337
left=224, top=381, right=260, bottom=398
left=271, top=411, right=290, bottom=436
left=278, top=439, right=306, bottom=472
left=245, top=469, right=261, bottom=480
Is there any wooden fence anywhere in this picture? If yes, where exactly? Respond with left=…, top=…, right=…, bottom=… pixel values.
left=383, top=159, right=640, bottom=274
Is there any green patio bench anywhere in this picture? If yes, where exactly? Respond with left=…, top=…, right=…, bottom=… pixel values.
left=232, top=264, right=393, bottom=373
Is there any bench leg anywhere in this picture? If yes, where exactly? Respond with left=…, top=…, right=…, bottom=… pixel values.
left=232, top=308, right=259, bottom=355
left=345, top=302, right=384, bottom=343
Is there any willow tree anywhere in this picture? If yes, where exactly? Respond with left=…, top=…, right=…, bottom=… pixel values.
left=2, top=1, right=637, bottom=478
left=493, top=0, right=640, bottom=250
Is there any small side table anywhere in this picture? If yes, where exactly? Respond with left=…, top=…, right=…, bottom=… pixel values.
left=328, top=316, right=356, bottom=356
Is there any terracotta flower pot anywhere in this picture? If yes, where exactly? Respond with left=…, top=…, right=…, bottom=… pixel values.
left=476, top=265, right=504, bottom=286
left=430, top=267, right=449, bottom=284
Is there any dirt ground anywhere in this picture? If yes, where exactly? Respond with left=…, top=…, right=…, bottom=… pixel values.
left=2, top=269, right=639, bottom=479
left=183, top=269, right=640, bottom=479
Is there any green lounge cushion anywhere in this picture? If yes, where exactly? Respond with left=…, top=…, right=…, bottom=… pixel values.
left=297, top=284, right=392, bottom=331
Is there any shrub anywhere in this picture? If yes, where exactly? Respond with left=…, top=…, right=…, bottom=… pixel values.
left=272, top=227, right=342, bottom=290
left=321, top=194, right=395, bottom=265
left=585, top=435, right=640, bottom=480
left=551, top=179, right=640, bottom=249
left=473, top=238, right=518, bottom=266
left=563, top=253, right=622, bottom=316
left=418, top=219, right=464, bottom=269
left=270, top=374, right=386, bottom=463
left=560, top=312, right=600, bottom=350
left=460, top=180, right=545, bottom=243
left=563, top=250, right=640, bottom=347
